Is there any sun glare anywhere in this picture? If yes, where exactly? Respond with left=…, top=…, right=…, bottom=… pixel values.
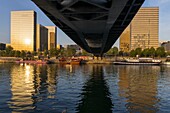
left=24, top=39, right=31, bottom=45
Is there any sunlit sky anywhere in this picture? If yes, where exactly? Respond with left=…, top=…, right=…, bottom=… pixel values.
left=0, top=0, right=170, bottom=46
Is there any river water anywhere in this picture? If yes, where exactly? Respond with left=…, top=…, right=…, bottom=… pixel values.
left=0, top=64, right=170, bottom=113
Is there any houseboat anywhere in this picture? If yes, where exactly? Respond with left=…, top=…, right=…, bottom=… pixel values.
left=113, top=58, right=161, bottom=65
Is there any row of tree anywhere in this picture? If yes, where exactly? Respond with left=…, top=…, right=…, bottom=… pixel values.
left=0, top=46, right=78, bottom=58
left=1, top=46, right=169, bottom=58
left=106, top=46, right=169, bottom=58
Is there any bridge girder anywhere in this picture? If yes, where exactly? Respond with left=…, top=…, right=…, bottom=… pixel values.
left=32, top=0, right=145, bottom=56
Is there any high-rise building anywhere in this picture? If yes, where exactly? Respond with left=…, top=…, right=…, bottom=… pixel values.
left=120, top=7, right=159, bottom=52
left=57, top=44, right=62, bottom=50
left=45, top=26, right=57, bottom=50
left=161, top=41, right=170, bottom=52
left=119, top=26, right=130, bottom=52
left=36, top=24, right=48, bottom=51
left=11, top=10, right=37, bottom=51
left=0, top=43, right=6, bottom=50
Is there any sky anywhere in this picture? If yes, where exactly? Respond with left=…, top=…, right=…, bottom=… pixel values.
left=0, top=0, right=170, bottom=46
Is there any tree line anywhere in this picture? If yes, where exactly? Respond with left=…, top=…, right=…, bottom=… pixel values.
left=1, top=46, right=169, bottom=58
left=0, top=46, right=78, bottom=58
left=106, top=46, right=169, bottom=58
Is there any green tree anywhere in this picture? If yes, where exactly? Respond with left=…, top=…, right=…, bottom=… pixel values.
left=31, top=51, right=37, bottom=56
left=141, top=48, right=149, bottom=57
left=0, top=50, right=6, bottom=57
left=112, top=47, right=119, bottom=56
left=149, top=47, right=156, bottom=57
left=14, top=50, right=21, bottom=57
left=119, top=51, right=124, bottom=56
left=106, top=48, right=113, bottom=55
left=49, top=48, right=56, bottom=57
left=66, top=48, right=76, bottom=57
left=5, top=46, right=13, bottom=56
left=21, top=50, right=26, bottom=59
left=135, top=48, right=142, bottom=56
left=156, top=47, right=166, bottom=57
left=130, top=50, right=136, bottom=57
left=106, top=46, right=119, bottom=56
left=44, top=50, right=49, bottom=56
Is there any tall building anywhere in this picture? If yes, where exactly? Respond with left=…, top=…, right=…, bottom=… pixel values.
left=36, top=24, right=48, bottom=51
left=45, top=26, right=57, bottom=50
left=0, top=43, right=6, bottom=50
left=119, top=26, right=130, bottom=52
left=120, top=7, right=159, bottom=52
left=161, top=41, right=170, bottom=52
left=11, top=10, right=37, bottom=51
left=57, top=44, right=62, bottom=50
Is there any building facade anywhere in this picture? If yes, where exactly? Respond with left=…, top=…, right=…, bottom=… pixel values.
left=57, top=44, right=62, bottom=50
left=36, top=24, right=48, bottom=51
left=161, top=41, right=170, bottom=52
left=11, top=10, right=37, bottom=51
left=0, top=43, right=6, bottom=50
left=120, top=7, right=159, bottom=52
left=119, top=26, right=130, bottom=52
left=45, top=26, right=57, bottom=50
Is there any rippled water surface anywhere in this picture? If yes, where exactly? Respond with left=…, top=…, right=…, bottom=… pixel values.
left=0, top=64, right=170, bottom=113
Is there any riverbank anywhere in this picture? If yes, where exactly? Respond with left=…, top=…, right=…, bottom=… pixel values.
left=0, top=57, right=21, bottom=63
left=0, top=57, right=167, bottom=64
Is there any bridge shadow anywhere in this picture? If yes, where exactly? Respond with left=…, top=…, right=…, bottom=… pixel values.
left=76, top=65, right=113, bottom=113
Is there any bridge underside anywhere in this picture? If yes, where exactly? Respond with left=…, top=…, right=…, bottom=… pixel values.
left=32, top=0, right=145, bottom=56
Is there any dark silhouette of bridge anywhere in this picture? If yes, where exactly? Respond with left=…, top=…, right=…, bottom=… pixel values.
left=32, top=0, right=145, bottom=56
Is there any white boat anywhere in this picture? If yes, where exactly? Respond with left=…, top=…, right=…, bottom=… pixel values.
left=114, top=58, right=161, bottom=65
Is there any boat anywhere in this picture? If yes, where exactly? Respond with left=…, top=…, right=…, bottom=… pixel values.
left=15, top=59, right=50, bottom=64
left=70, top=58, right=82, bottom=65
left=113, top=58, right=161, bottom=65
left=59, top=58, right=69, bottom=64
left=162, top=56, right=170, bottom=65
left=59, top=58, right=82, bottom=65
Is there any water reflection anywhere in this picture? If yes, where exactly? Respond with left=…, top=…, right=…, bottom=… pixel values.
left=76, top=65, right=113, bottom=113
left=9, top=64, right=35, bottom=111
left=118, top=66, right=160, bottom=113
left=1, top=64, right=170, bottom=112
left=8, top=64, right=58, bottom=112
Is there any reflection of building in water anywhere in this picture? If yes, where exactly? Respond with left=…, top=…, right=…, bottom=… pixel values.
left=34, top=65, right=58, bottom=99
left=47, top=65, right=58, bottom=98
left=9, top=64, right=58, bottom=112
left=9, top=64, right=35, bottom=111
left=118, top=66, right=159, bottom=112
left=76, top=65, right=113, bottom=113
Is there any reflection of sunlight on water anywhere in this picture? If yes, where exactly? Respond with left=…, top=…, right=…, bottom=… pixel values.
left=25, top=65, right=31, bottom=83
left=65, top=64, right=73, bottom=73
left=1, top=64, right=169, bottom=113
left=9, top=64, right=35, bottom=111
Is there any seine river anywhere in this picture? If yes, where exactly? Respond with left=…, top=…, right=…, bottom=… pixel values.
left=0, top=63, right=170, bottom=113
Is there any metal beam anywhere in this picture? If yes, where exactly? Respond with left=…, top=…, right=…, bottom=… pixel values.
left=32, top=0, right=92, bottom=52
left=81, top=0, right=109, bottom=11
left=100, top=0, right=129, bottom=55
left=60, top=0, right=78, bottom=12
left=121, top=0, right=136, bottom=26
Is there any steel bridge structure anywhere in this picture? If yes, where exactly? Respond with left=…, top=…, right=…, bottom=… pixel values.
left=32, top=0, right=145, bottom=56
